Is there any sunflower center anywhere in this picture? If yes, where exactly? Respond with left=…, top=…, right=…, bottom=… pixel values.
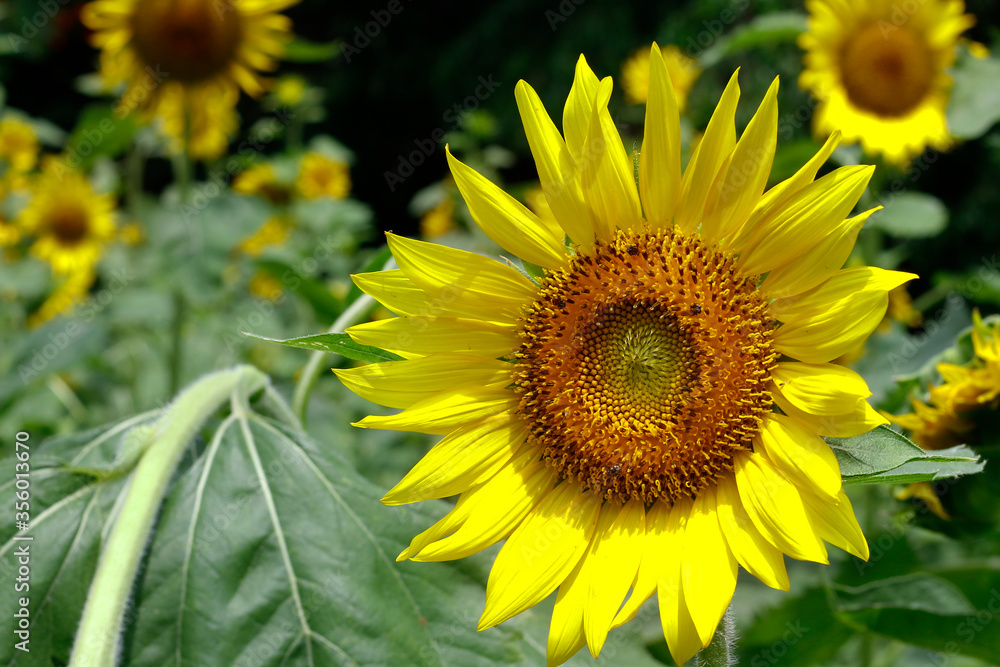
left=131, top=0, right=243, bottom=83
left=839, top=23, right=934, bottom=117
left=50, top=207, right=90, bottom=245
left=514, top=228, right=776, bottom=504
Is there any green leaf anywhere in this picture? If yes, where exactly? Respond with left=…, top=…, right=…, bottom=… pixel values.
left=868, top=192, right=948, bottom=238
left=836, top=567, right=1000, bottom=664
left=832, top=573, right=975, bottom=615
left=0, top=382, right=524, bottom=665
left=243, top=331, right=404, bottom=362
left=828, top=426, right=984, bottom=484
left=948, top=55, right=1000, bottom=139
left=65, top=104, right=138, bottom=170
left=282, top=37, right=341, bottom=62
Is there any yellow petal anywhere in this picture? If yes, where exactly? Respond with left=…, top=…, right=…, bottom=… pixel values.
left=563, top=55, right=601, bottom=164
left=386, top=232, right=536, bottom=322
left=772, top=390, right=889, bottom=438
left=773, top=267, right=917, bottom=363
left=584, top=499, right=645, bottom=657
left=705, top=77, right=779, bottom=246
left=351, top=269, right=463, bottom=319
left=739, top=165, right=874, bottom=276
left=347, top=316, right=518, bottom=357
left=729, top=131, right=841, bottom=252
left=514, top=80, right=595, bottom=252
left=334, top=353, right=511, bottom=409
left=446, top=147, right=567, bottom=269
left=639, top=43, right=682, bottom=227
left=402, top=449, right=556, bottom=561
left=382, top=414, right=527, bottom=505
left=480, top=482, right=601, bottom=629
left=773, top=361, right=872, bottom=414
left=580, top=77, right=642, bottom=240
left=680, top=488, right=738, bottom=646
left=716, top=475, right=789, bottom=591
left=801, top=488, right=869, bottom=560
left=734, top=452, right=829, bottom=563
left=610, top=501, right=665, bottom=630
left=756, top=413, right=842, bottom=503
left=762, top=207, right=876, bottom=299
left=674, top=70, right=740, bottom=234
left=658, top=498, right=704, bottom=667
left=547, top=558, right=589, bottom=667
left=352, top=388, right=516, bottom=434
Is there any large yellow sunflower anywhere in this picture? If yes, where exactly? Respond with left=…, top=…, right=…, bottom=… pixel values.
left=19, top=163, right=116, bottom=275
left=337, top=45, right=913, bottom=666
left=799, top=0, right=974, bottom=165
left=81, top=0, right=298, bottom=160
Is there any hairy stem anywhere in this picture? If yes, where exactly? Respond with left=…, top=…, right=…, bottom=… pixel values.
left=68, top=366, right=267, bottom=667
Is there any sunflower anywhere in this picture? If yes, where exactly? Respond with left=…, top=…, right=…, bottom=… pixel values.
left=419, top=198, right=457, bottom=239
left=0, top=117, right=39, bottom=173
left=233, top=162, right=294, bottom=205
left=236, top=215, right=291, bottom=256
left=18, top=163, right=116, bottom=275
left=799, top=0, right=974, bottom=165
left=81, top=0, right=298, bottom=159
left=621, top=44, right=701, bottom=110
left=27, top=270, right=97, bottom=328
left=0, top=178, right=22, bottom=247
left=338, top=45, right=912, bottom=666
left=296, top=152, right=351, bottom=200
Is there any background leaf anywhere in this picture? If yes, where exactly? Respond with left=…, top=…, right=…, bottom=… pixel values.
left=245, top=331, right=404, bottom=362
left=828, top=426, right=984, bottom=484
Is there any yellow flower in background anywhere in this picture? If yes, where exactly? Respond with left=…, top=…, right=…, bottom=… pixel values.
left=27, top=270, right=97, bottom=328
left=889, top=396, right=974, bottom=450
left=82, top=0, right=299, bottom=159
left=0, top=179, right=22, bottom=247
left=296, top=152, right=350, bottom=200
left=19, top=164, right=116, bottom=274
left=337, top=45, right=911, bottom=666
left=800, top=0, right=974, bottom=165
left=249, top=270, right=283, bottom=300
left=896, top=481, right=951, bottom=520
left=621, top=44, right=701, bottom=110
left=119, top=221, right=145, bottom=246
left=0, top=118, right=39, bottom=172
left=233, top=162, right=295, bottom=205
left=274, top=75, right=307, bottom=107
left=419, top=198, right=456, bottom=239
left=236, top=216, right=291, bottom=256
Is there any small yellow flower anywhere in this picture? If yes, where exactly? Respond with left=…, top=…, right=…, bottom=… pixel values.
left=0, top=118, right=39, bottom=173
left=296, top=152, right=351, bottom=200
left=621, top=45, right=701, bottom=110
left=233, top=163, right=293, bottom=205
left=18, top=163, right=116, bottom=274
left=249, top=270, right=284, bottom=301
left=82, top=0, right=299, bottom=160
left=237, top=216, right=292, bottom=256
left=27, top=270, right=96, bottom=327
left=419, top=198, right=456, bottom=239
left=119, top=222, right=145, bottom=246
left=800, top=0, right=974, bottom=165
left=274, top=75, right=307, bottom=107
left=888, top=396, right=975, bottom=450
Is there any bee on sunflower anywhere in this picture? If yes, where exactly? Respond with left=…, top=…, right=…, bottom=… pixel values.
left=337, top=45, right=913, bottom=666
left=81, top=0, right=299, bottom=160
left=799, top=0, right=975, bottom=165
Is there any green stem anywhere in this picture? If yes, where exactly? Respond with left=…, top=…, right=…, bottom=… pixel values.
left=168, top=289, right=186, bottom=396
left=69, top=366, right=267, bottom=667
left=125, top=140, right=145, bottom=220
left=291, top=293, right=376, bottom=425
left=698, top=604, right=736, bottom=667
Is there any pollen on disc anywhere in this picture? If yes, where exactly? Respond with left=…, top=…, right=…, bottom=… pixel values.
left=514, top=227, right=777, bottom=504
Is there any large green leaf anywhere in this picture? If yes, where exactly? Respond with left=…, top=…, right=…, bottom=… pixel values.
left=835, top=568, right=1000, bottom=664
left=828, top=426, right=984, bottom=485
left=0, top=374, right=524, bottom=666
left=868, top=192, right=948, bottom=239
left=948, top=54, right=1000, bottom=139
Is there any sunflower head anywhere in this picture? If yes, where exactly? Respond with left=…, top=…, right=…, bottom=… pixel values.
left=622, top=44, right=701, bottom=110
left=340, top=45, right=914, bottom=666
left=18, top=161, right=116, bottom=275
left=799, top=0, right=975, bottom=164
